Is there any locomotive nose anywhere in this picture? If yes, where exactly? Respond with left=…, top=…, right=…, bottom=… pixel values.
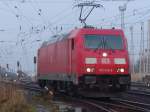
left=84, top=56, right=128, bottom=74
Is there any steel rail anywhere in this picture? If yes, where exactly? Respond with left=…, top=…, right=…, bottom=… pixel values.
left=111, top=98, right=150, bottom=112
left=127, top=90, right=150, bottom=97
left=88, top=99, right=147, bottom=112
left=75, top=99, right=117, bottom=112
left=0, top=80, right=42, bottom=92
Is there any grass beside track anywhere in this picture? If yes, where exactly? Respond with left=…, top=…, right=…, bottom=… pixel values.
left=32, top=91, right=59, bottom=112
left=0, top=82, right=36, bottom=112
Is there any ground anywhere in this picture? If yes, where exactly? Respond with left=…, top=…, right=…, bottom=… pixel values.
left=0, top=82, right=59, bottom=112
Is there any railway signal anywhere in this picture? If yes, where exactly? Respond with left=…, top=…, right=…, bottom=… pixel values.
left=34, top=56, right=37, bottom=64
left=17, top=61, right=21, bottom=71
left=17, top=61, right=20, bottom=67
left=33, top=56, right=37, bottom=80
left=6, top=64, right=9, bottom=69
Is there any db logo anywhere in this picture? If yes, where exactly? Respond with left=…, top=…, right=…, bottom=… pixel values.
left=101, top=58, right=110, bottom=64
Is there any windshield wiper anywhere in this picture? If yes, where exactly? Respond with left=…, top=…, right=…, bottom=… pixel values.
left=103, top=40, right=113, bottom=50
left=94, top=39, right=103, bottom=51
left=94, top=37, right=114, bottom=51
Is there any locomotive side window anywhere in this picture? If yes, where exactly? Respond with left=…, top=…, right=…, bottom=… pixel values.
left=84, top=35, right=123, bottom=50
left=71, top=39, right=74, bottom=50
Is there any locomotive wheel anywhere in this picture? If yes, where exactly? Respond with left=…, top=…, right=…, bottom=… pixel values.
left=38, top=80, right=46, bottom=88
left=67, top=83, right=74, bottom=96
left=66, top=82, right=77, bottom=96
left=120, top=85, right=128, bottom=91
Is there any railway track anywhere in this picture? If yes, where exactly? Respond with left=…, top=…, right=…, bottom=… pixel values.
left=55, top=90, right=150, bottom=112
left=66, top=88, right=150, bottom=112
left=2, top=80, right=150, bottom=112
left=67, top=97, right=150, bottom=112
left=110, top=98, right=150, bottom=112
left=131, top=82, right=150, bottom=90
left=80, top=85, right=150, bottom=112
left=18, top=82, right=43, bottom=92
left=127, top=89, right=150, bottom=97
left=126, top=82, right=150, bottom=97
left=0, top=80, right=43, bottom=93
left=79, top=100, right=119, bottom=112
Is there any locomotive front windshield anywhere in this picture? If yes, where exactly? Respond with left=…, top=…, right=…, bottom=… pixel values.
left=84, top=35, right=123, bottom=50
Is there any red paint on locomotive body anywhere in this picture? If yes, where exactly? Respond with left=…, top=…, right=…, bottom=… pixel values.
left=37, top=28, right=130, bottom=92
left=74, top=28, right=129, bottom=76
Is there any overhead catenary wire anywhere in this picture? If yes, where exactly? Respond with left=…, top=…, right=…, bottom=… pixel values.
left=0, top=2, right=78, bottom=42
left=94, top=4, right=150, bottom=27
left=0, top=1, right=34, bottom=71
left=0, top=0, right=73, bottom=3
left=1, top=0, right=150, bottom=35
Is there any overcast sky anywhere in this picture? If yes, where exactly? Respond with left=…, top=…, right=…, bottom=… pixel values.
left=0, top=0, right=150, bottom=75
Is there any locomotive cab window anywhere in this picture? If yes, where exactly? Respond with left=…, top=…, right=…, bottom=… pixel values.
left=84, top=35, right=123, bottom=50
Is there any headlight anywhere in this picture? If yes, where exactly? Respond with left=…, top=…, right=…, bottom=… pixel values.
left=102, top=52, right=108, bottom=57
left=85, top=58, right=97, bottom=64
left=86, top=67, right=95, bottom=73
left=120, top=68, right=125, bottom=73
left=117, top=68, right=125, bottom=73
left=86, top=68, right=91, bottom=72
left=114, top=58, right=126, bottom=64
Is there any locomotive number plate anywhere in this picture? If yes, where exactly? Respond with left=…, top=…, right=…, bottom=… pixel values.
left=101, top=58, right=110, bottom=64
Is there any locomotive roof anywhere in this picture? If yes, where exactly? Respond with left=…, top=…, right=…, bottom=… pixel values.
left=71, top=27, right=123, bottom=35
left=41, top=33, right=70, bottom=47
left=41, top=28, right=124, bottom=48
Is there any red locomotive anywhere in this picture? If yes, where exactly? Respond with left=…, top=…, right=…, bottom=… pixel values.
left=37, top=27, right=131, bottom=97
